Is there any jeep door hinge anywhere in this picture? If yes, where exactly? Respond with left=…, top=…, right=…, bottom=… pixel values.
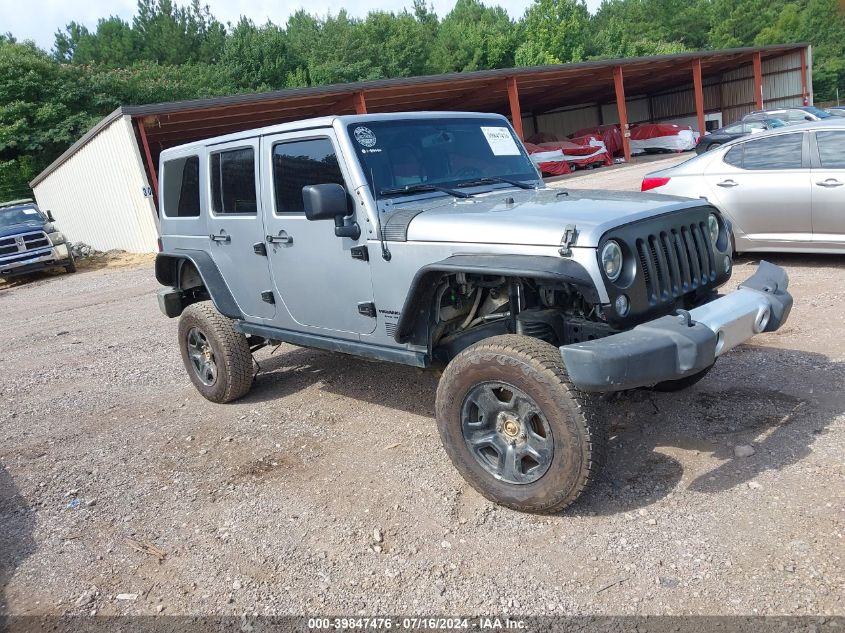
left=253, top=242, right=267, bottom=256
left=357, top=301, right=377, bottom=318
left=559, top=224, right=577, bottom=256
left=351, top=245, right=369, bottom=261
left=261, top=291, right=275, bottom=304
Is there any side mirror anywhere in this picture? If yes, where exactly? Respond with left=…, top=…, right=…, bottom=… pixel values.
left=302, top=183, right=360, bottom=239
left=46, top=210, right=55, bottom=222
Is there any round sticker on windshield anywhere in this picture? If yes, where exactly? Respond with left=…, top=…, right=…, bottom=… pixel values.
left=354, top=126, right=377, bottom=148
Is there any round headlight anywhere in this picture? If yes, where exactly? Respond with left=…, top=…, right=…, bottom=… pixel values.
left=601, top=241, right=623, bottom=282
left=708, top=214, right=720, bottom=245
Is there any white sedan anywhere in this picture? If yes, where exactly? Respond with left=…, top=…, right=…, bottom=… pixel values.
left=642, top=120, right=845, bottom=254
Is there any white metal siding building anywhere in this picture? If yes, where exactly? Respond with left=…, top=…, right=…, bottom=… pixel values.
left=32, top=114, right=160, bottom=253
left=30, top=44, right=811, bottom=254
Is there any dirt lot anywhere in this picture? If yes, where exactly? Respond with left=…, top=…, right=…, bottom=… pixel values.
left=1, top=229, right=844, bottom=616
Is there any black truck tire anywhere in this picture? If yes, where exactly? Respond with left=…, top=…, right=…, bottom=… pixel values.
left=435, top=334, right=607, bottom=514
left=178, top=301, right=253, bottom=403
left=64, top=253, right=76, bottom=273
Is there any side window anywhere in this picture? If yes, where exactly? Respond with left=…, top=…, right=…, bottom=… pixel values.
left=162, top=156, right=200, bottom=218
left=210, top=148, right=257, bottom=214
left=787, top=110, right=810, bottom=122
left=724, top=146, right=743, bottom=168
left=730, top=133, right=803, bottom=170
left=815, top=131, right=845, bottom=169
left=273, top=138, right=344, bottom=213
left=744, top=121, right=765, bottom=133
left=723, top=123, right=744, bottom=134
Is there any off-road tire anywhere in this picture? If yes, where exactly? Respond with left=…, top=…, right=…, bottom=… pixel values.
left=435, top=334, right=607, bottom=514
left=178, top=301, right=253, bottom=403
left=64, top=254, right=76, bottom=274
left=651, top=363, right=714, bottom=392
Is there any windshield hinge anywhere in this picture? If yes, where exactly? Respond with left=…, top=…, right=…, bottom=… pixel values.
left=559, top=224, right=578, bottom=256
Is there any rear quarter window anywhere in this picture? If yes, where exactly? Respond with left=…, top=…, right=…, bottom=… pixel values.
left=162, top=156, right=200, bottom=217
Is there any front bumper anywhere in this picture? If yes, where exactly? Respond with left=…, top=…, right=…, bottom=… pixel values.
left=0, top=244, right=70, bottom=276
left=560, top=261, right=793, bottom=392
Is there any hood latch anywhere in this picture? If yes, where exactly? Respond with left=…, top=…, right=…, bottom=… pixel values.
left=559, top=224, right=577, bottom=256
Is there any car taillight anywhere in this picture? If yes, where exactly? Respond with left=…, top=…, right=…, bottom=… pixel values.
left=641, top=177, right=670, bottom=192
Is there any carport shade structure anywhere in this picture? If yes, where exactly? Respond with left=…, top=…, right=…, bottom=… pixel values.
left=31, top=43, right=808, bottom=210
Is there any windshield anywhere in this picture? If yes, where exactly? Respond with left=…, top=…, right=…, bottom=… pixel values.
left=0, top=206, right=44, bottom=228
left=803, top=106, right=832, bottom=119
left=347, top=118, right=539, bottom=197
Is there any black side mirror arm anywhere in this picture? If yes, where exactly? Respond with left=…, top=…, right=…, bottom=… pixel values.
left=334, top=215, right=361, bottom=240
left=46, top=210, right=55, bottom=222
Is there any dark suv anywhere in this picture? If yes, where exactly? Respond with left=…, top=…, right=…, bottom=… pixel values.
left=0, top=199, right=75, bottom=277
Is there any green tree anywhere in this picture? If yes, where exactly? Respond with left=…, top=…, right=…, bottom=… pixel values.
left=0, top=41, right=99, bottom=200
left=516, top=0, right=590, bottom=65
left=431, top=0, right=518, bottom=72
left=222, top=19, right=292, bottom=90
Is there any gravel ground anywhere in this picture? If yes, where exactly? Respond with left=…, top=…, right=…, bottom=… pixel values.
left=1, top=229, right=843, bottom=617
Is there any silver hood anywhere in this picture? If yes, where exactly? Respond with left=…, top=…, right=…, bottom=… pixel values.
left=391, top=187, right=706, bottom=248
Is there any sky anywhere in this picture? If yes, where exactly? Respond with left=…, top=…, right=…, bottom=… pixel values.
left=2, top=0, right=604, bottom=53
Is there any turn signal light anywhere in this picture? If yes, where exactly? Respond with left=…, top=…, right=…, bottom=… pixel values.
left=641, top=177, right=670, bottom=192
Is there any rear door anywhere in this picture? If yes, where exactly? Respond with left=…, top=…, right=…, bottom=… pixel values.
left=705, top=132, right=812, bottom=243
left=205, top=138, right=276, bottom=319
left=810, top=129, right=845, bottom=243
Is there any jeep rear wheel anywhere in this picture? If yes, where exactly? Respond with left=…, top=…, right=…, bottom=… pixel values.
left=178, top=301, right=253, bottom=403
left=435, top=335, right=607, bottom=514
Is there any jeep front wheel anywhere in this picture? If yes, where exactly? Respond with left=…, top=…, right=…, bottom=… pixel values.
left=435, top=335, right=607, bottom=513
left=177, top=301, right=254, bottom=403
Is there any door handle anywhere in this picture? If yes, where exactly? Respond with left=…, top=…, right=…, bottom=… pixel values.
left=209, top=233, right=231, bottom=243
left=816, top=178, right=843, bottom=187
left=717, top=179, right=739, bottom=188
left=267, top=230, right=293, bottom=245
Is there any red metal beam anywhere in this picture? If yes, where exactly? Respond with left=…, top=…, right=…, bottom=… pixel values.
left=506, top=76, right=524, bottom=140
left=692, top=58, right=706, bottom=136
left=354, top=92, right=368, bottom=114
left=135, top=118, right=159, bottom=207
left=799, top=48, right=809, bottom=105
left=613, top=66, right=631, bottom=162
left=752, top=52, right=764, bottom=110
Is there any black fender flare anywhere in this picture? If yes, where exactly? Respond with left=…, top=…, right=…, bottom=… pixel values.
left=155, top=250, right=243, bottom=319
left=395, top=254, right=600, bottom=345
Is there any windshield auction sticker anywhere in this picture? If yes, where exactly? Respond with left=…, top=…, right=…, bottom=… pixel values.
left=354, top=126, right=377, bottom=148
left=480, top=126, right=521, bottom=156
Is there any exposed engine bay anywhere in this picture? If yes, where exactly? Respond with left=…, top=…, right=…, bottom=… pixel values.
left=431, top=272, right=617, bottom=362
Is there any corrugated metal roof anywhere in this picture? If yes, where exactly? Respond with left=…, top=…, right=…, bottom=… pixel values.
left=31, top=43, right=808, bottom=187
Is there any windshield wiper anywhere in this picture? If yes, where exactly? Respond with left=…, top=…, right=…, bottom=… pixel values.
left=455, top=176, right=535, bottom=190
left=378, top=183, right=472, bottom=198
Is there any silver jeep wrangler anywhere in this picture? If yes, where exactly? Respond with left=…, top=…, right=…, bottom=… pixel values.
left=156, top=112, right=792, bottom=513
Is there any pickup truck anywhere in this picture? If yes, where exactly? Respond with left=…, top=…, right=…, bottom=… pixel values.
left=0, top=199, right=75, bottom=277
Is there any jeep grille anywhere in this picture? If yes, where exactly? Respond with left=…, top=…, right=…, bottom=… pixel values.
left=635, top=221, right=716, bottom=306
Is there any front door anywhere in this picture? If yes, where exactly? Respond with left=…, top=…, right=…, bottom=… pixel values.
left=811, top=129, right=845, bottom=243
left=206, top=138, right=276, bottom=320
left=705, top=132, right=812, bottom=243
left=260, top=131, right=376, bottom=336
